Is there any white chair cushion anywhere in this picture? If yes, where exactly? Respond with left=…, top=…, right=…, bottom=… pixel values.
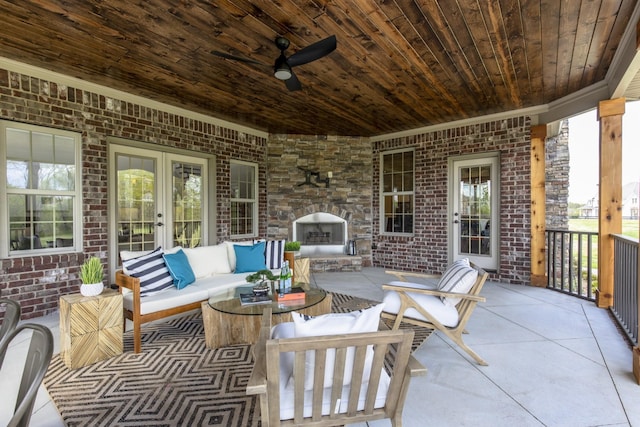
left=289, top=303, right=385, bottom=390
left=382, top=281, right=459, bottom=327
left=279, top=369, right=390, bottom=421
left=436, top=258, right=478, bottom=307
left=271, top=322, right=390, bottom=421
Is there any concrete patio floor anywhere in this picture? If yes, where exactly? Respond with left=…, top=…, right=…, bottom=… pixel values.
left=2, top=267, right=640, bottom=426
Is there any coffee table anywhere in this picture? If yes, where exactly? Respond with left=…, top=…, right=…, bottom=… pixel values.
left=201, top=282, right=332, bottom=348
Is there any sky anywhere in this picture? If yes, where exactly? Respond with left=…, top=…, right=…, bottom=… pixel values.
left=567, top=100, right=640, bottom=204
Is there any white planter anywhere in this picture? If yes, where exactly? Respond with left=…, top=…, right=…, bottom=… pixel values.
left=80, top=282, right=104, bottom=297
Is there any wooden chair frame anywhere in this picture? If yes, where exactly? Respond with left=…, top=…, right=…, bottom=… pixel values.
left=247, top=308, right=427, bottom=427
left=381, top=264, right=489, bottom=365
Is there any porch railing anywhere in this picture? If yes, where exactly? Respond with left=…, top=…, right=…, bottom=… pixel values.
left=546, top=229, right=597, bottom=300
left=612, top=234, right=639, bottom=346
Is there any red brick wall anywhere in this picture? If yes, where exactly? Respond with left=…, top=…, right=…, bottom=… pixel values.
left=0, top=68, right=267, bottom=319
left=372, top=117, right=532, bottom=284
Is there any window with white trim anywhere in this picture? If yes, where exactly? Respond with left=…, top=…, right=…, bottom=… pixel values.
left=1, top=122, right=82, bottom=256
left=230, top=160, right=258, bottom=237
left=381, top=149, right=414, bottom=234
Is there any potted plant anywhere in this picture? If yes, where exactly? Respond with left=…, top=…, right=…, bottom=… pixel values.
left=80, top=256, right=104, bottom=297
left=246, top=269, right=278, bottom=296
left=284, top=240, right=301, bottom=254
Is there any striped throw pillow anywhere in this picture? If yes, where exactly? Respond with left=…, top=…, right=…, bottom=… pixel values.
left=122, top=247, right=174, bottom=297
left=437, top=258, right=478, bottom=307
left=264, top=239, right=286, bottom=269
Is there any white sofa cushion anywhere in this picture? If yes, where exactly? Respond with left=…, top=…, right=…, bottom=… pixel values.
left=183, top=243, right=231, bottom=278
left=382, top=281, right=459, bottom=327
left=123, top=283, right=209, bottom=315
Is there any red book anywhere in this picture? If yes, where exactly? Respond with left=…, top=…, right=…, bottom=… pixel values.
left=276, top=288, right=306, bottom=302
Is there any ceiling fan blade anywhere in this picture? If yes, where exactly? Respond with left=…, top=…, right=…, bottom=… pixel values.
left=210, top=50, right=264, bottom=66
left=287, top=35, right=337, bottom=67
left=284, top=71, right=302, bottom=91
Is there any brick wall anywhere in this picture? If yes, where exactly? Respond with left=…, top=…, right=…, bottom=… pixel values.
left=0, top=68, right=267, bottom=319
left=0, top=65, right=537, bottom=319
left=372, top=117, right=532, bottom=284
left=265, top=134, right=373, bottom=266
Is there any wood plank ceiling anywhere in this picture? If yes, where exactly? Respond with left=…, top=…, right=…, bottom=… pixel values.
left=0, top=0, right=635, bottom=136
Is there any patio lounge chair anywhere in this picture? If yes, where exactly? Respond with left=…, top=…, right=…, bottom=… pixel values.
left=247, top=307, right=426, bottom=426
left=381, top=260, right=489, bottom=365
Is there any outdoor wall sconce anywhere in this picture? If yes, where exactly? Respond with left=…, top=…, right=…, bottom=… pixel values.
left=297, top=167, right=331, bottom=188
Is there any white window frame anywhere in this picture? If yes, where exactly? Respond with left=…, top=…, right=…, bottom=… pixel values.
left=230, top=160, right=258, bottom=238
left=0, top=121, right=82, bottom=257
left=380, top=148, right=415, bottom=236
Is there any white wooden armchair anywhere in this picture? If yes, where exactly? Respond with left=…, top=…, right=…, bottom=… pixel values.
left=381, top=261, right=489, bottom=365
left=247, top=308, right=427, bottom=427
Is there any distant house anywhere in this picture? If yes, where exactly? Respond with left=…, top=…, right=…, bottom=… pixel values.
left=580, top=182, right=639, bottom=219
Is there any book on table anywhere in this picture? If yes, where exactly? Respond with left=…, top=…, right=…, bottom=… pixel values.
left=239, top=293, right=272, bottom=306
left=276, top=287, right=306, bottom=302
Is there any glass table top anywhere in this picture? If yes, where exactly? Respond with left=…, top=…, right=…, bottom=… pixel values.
left=207, top=281, right=327, bottom=316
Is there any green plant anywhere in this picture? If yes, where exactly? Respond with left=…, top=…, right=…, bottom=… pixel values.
left=80, top=256, right=104, bottom=284
left=284, top=241, right=301, bottom=252
left=246, top=269, right=278, bottom=285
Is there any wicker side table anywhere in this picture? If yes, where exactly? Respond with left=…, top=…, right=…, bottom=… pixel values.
left=60, top=289, right=123, bottom=369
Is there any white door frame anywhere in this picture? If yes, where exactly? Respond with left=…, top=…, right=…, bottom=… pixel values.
left=107, top=142, right=211, bottom=278
left=449, top=152, right=500, bottom=270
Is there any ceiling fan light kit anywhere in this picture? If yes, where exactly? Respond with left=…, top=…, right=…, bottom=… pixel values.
left=212, top=34, right=336, bottom=91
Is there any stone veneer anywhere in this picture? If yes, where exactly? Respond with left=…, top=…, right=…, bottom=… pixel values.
left=265, top=134, right=373, bottom=267
left=546, top=120, right=570, bottom=230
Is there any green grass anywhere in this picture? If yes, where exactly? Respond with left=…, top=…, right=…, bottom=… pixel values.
left=569, top=218, right=639, bottom=239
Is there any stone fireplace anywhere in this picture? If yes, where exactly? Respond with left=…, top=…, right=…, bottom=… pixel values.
left=293, top=212, right=347, bottom=256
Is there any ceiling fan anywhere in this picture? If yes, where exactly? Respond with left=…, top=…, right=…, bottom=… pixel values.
left=211, top=35, right=337, bottom=91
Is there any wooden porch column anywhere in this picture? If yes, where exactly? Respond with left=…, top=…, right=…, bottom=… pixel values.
left=596, top=98, right=625, bottom=308
left=530, top=124, right=547, bottom=287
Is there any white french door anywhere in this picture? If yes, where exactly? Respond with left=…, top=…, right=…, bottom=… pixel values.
left=450, top=155, right=499, bottom=270
left=108, top=144, right=208, bottom=276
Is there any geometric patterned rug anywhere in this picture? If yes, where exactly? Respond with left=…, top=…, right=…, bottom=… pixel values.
left=44, top=292, right=432, bottom=426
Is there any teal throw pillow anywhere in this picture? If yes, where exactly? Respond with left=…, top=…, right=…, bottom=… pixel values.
left=163, top=249, right=196, bottom=290
left=234, top=241, right=268, bottom=273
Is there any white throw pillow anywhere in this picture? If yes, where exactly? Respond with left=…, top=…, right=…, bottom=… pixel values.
left=183, top=243, right=231, bottom=279
left=290, top=303, right=385, bottom=390
left=437, top=258, right=478, bottom=307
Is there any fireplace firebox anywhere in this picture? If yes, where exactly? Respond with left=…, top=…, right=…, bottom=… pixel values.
left=293, top=212, right=347, bottom=256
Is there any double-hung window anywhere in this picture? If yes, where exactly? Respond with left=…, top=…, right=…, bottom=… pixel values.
left=381, top=149, right=414, bottom=234
left=1, top=121, right=82, bottom=256
left=230, top=160, right=258, bottom=238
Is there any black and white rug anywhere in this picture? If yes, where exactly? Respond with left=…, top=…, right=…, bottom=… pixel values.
left=44, top=293, right=432, bottom=426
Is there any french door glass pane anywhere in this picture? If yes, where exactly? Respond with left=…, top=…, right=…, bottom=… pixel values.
left=117, top=154, right=156, bottom=253
left=172, top=161, right=203, bottom=248
left=458, top=165, right=492, bottom=255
